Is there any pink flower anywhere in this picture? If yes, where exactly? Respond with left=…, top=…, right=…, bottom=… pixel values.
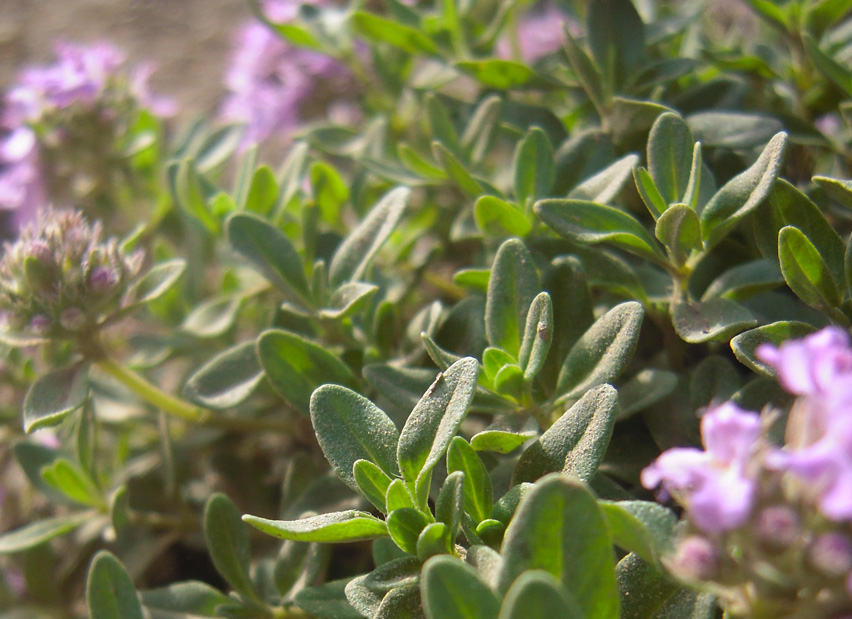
left=642, top=402, right=761, bottom=533
left=496, top=4, right=578, bottom=63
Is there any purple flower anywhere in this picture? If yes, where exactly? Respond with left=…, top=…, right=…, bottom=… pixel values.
left=757, top=327, right=852, bottom=520
left=221, top=0, right=358, bottom=146
left=641, top=402, right=761, bottom=533
left=496, top=4, right=578, bottom=63
left=0, top=128, right=43, bottom=229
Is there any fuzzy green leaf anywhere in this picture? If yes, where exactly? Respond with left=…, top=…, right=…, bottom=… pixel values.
left=328, top=186, right=409, bottom=288
left=124, top=259, right=186, bottom=308
left=87, top=551, right=144, bottom=619
left=536, top=199, right=665, bottom=264
left=204, top=494, right=257, bottom=601
left=352, top=12, right=439, bottom=54
left=672, top=298, right=757, bottom=344
left=23, top=363, right=89, bottom=433
left=633, top=167, right=667, bottom=219
left=730, top=321, right=817, bottom=376
left=498, top=570, right=583, bottom=619
left=448, top=438, right=492, bottom=524
left=310, top=384, right=400, bottom=491
left=647, top=113, right=694, bottom=205
left=568, top=155, right=641, bottom=205
left=699, top=132, right=787, bottom=248
left=422, top=555, right=501, bottom=619
left=514, top=127, right=555, bottom=205
left=227, top=212, right=312, bottom=308
left=514, top=384, right=618, bottom=484
left=485, top=239, right=540, bottom=358
left=457, top=59, right=539, bottom=90
left=353, top=460, right=394, bottom=513
left=498, top=474, right=618, bottom=618
left=397, top=358, right=480, bottom=492
left=518, top=292, right=553, bottom=380
left=599, top=500, right=676, bottom=566
left=778, top=225, right=843, bottom=310
left=182, top=340, right=264, bottom=409
left=0, top=510, right=95, bottom=554
left=655, top=203, right=702, bottom=266
left=387, top=508, right=430, bottom=555
left=556, top=301, right=644, bottom=400
left=244, top=511, right=388, bottom=543
left=474, top=196, right=532, bottom=238
left=588, top=0, right=645, bottom=93
left=258, top=329, right=359, bottom=416
left=140, top=580, right=232, bottom=616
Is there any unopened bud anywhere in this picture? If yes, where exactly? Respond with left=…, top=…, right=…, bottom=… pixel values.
left=809, top=533, right=852, bottom=577
left=29, top=314, right=52, bottom=334
left=755, top=505, right=799, bottom=549
left=59, top=307, right=85, bottom=331
left=669, top=536, right=720, bottom=582
left=88, top=266, right=118, bottom=294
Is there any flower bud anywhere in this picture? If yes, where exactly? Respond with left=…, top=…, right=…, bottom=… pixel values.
left=669, top=536, right=720, bottom=582
left=28, top=314, right=52, bottom=334
left=59, top=307, right=85, bottom=331
left=88, top=266, right=118, bottom=294
left=754, top=505, right=799, bottom=550
left=809, top=533, right=852, bottom=577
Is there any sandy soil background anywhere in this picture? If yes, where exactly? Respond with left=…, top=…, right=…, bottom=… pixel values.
left=0, top=0, right=253, bottom=118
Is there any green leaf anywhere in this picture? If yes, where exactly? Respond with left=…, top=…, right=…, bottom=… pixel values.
left=41, top=458, right=104, bottom=508
left=319, top=282, right=378, bottom=320
left=363, top=364, right=439, bottom=420
left=386, top=479, right=417, bottom=512
left=494, top=363, right=524, bottom=401
left=204, top=494, right=258, bottom=601
left=123, top=259, right=186, bottom=308
left=328, top=186, right=410, bottom=288
left=422, top=555, right=501, bottom=619
left=363, top=557, right=421, bottom=593
left=456, top=59, right=538, bottom=89
left=699, top=132, right=787, bottom=248
left=352, top=12, right=439, bottom=54
left=599, top=500, right=676, bottom=566
left=417, top=522, right=450, bottom=561
left=87, top=551, right=144, bottom=619
left=687, top=112, right=783, bottom=150
left=23, top=363, right=89, bottom=433
left=244, top=510, right=389, bottom=543
left=647, top=112, right=694, bottom=205
left=730, top=321, right=817, bottom=376
left=617, top=369, right=679, bottom=420
left=804, top=33, right=852, bottom=97
left=435, top=470, right=464, bottom=543
left=182, top=340, right=264, bottom=409
left=672, top=298, right=757, bottom=344
left=244, top=165, right=279, bottom=215
left=0, top=510, right=95, bottom=553
left=227, top=212, right=312, bottom=308
left=432, top=141, right=484, bottom=196
left=556, top=302, right=644, bottom=400
left=700, top=259, right=784, bottom=302
left=194, top=124, right=244, bottom=172
left=470, top=427, right=535, bottom=454
left=536, top=199, right=665, bottom=264
left=633, top=167, right=668, bottom=219
left=448, top=438, right=492, bottom=524
left=397, top=358, right=480, bottom=495
left=140, top=581, right=232, bottom=617
left=310, top=384, right=400, bottom=491
left=181, top=295, right=242, bottom=338
left=514, top=127, right=555, bottom=205
left=295, top=578, right=364, bottom=619
left=514, top=384, right=618, bottom=484
left=778, top=225, right=843, bottom=310
left=655, top=203, right=702, bottom=266
left=387, top=508, right=430, bottom=555
left=498, top=570, right=583, bottom=619
left=498, top=474, right=618, bottom=618
left=563, top=29, right=606, bottom=110
left=588, top=0, right=645, bottom=93
left=310, top=160, right=349, bottom=224
left=485, top=238, right=540, bottom=358
left=461, top=95, right=503, bottom=166
left=568, top=155, right=641, bottom=205
left=258, top=329, right=359, bottom=416
left=353, top=459, right=394, bottom=513
left=814, top=175, right=852, bottom=211
left=474, top=196, right=532, bottom=238
left=375, top=584, right=422, bottom=618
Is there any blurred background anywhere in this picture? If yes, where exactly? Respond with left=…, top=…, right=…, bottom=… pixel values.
left=0, top=0, right=251, bottom=117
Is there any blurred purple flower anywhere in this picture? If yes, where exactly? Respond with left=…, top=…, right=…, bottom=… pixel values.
left=221, top=0, right=357, bottom=146
left=496, top=4, right=577, bottom=63
left=642, top=402, right=761, bottom=533
left=757, top=327, right=852, bottom=520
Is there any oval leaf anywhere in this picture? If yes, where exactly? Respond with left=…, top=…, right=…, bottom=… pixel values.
left=422, top=555, right=501, bottom=619
left=23, top=363, right=89, bottom=433
left=182, top=341, right=264, bottom=409
left=87, top=551, right=144, bottom=619
left=244, top=510, right=388, bottom=543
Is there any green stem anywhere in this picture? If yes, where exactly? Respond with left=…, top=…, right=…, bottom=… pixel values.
left=96, top=357, right=208, bottom=423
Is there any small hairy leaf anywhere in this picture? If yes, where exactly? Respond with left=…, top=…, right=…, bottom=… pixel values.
left=204, top=494, right=257, bottom=601
left=23, top=363, right=89, bottom=433
left=182, top=340, right=263, bottom=409
left=244, top=511, right=388, bottom=543
left=498, top=570, right=583, bottom=619
left=422, top=555, right=501, bottom=619
left=87, top=551, right=144, bottom=619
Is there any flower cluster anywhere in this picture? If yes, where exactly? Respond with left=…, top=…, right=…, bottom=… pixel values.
left=221, top=0, right=359, bottom=147
left=0, top=41, right=174, bottom=232
left=642, top=327, right=852, bottom=617
left=0, top=209, right=143, bottom=342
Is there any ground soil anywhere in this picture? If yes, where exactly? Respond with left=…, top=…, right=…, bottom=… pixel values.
left=0, top=0, right=252, bottom=118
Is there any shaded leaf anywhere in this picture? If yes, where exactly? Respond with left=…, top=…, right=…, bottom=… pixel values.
left=23, top=363, right=89, bottom=433
left=182, top=341, right=264, bottom=409
left=244, top=510, right=388, bottom=543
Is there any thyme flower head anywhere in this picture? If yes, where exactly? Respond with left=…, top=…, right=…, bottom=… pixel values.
left=0, top=208, right=143, bottom=341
